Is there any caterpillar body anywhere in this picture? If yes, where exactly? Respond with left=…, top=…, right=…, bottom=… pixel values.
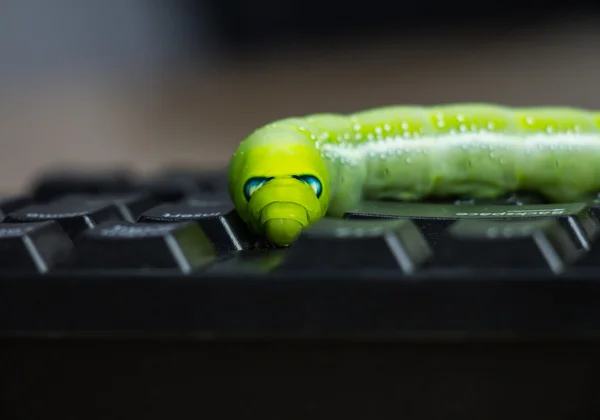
left=228, top=103, right=600, bottom=246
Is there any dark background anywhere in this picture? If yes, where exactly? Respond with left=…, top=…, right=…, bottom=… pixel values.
left=199, top=0, right=600, bottom=50
left=0, top=1, right=599, bottom=193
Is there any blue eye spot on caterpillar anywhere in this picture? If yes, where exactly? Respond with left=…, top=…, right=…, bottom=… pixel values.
left=243, top=177, right=273, bottom=201
left=228, top=103, right=600, bottom=247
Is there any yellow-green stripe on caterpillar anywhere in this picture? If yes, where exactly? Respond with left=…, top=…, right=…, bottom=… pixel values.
left=228, top=103, right=600, bottom=247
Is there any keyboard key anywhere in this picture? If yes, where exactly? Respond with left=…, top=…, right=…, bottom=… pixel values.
left=207, top=249, right=287, bottom=274
left=430, top=219, right=581, bottom=274
left=138, top=199, right=257, bottom=252
left=570, top=234, right=600, bottom=267
left=184, top=195, right=233, bottom=207
left=54, top=193, right=158, bottom=223
left=4, top=198, right=123, bottom=240
left=277, top=218, right=432, bottom=273
left=585, top=194, right=600, bottom=220
left=0, top=196, right=33, bottom=220
left=31, top=169, right=134, bottom=202
left=70, top=221, right=218, bottom=272
left=345, top=201, right=600, bottom=250
left=427, top=192, right=545, bottom=206
left=459, top=192, right=545, bottom=205
left=0, top=221, right=73, bottom=273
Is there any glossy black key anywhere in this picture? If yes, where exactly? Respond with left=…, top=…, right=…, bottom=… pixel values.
left=585, top=194, right=600, bottom=220
left=207, top=249, right=287, bottom=274
left=138, top=199, right=257, bottom=252
left=0, top=221, right=73, bottom=273
left=430, top=219, right=581, bottom=274
left=30, top=169, right=134, bottom=202
left=426, top=192, right=545, bottom=206
left=570, top=233, right=600, bottom=267
left=53, top=193, right=158, bottom=223
left=277, top=218, right=432, bottom=272
left=0, top=196, right=33, bottom=220
left=70, top=221, right=218, bottom=272
left=345, top=201, right=600, bottom=249
left=4, top=198, right=123, bottom=240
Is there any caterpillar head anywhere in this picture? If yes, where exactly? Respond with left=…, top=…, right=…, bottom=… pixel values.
left=228, top=130, right=330, bottom=247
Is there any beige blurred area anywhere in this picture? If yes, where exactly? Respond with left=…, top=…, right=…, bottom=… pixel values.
left=0, top=14, right=600, bottom=194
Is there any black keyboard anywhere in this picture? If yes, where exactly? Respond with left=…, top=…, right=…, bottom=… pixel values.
left=2, top=166, right=600, bottom=334
left=3, top=167, right=600, bottom=420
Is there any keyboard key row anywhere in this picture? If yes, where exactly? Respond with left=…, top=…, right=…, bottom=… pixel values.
left=212, top=217, right=594, bottom=275
left=0, top=221, right=73, bottom=273
left=3, top=185, right=600, bottom=274
left=1, top=215, right=600, bottom=275
left=345, top=201, right=600, bottom=250
left=30, top=168, right=230, bottom=202
left=70, top=221, right=218, bottom=273
left=0, top=195, right=257, bottom=252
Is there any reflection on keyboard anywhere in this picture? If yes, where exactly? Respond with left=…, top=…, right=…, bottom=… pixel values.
left=2, top=167, right=600, bottom=335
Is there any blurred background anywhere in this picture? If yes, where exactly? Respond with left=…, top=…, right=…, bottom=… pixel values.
left=0, top=0, right=599, bottom=193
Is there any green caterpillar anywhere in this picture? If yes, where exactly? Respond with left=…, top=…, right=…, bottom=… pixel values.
left=228, top=103, right=600, bottom=247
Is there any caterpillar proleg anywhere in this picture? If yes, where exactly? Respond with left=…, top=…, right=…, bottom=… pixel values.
left=228, top=103, right=600, bottom=246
